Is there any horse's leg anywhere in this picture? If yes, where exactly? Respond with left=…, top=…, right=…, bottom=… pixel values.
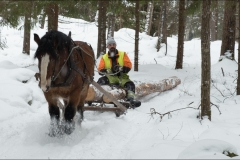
left=45, top=95, right=61, bottom=137
left=77, top=84, right=89, bottom=123
left=49, top=103, right=60, bottom=120
left=77, top=101, right=85, bottom=124
left=63, top=90, right=81, bottom=135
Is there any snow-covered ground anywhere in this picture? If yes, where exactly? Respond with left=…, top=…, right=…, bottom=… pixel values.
left=0, top=16, right=240, bottom=159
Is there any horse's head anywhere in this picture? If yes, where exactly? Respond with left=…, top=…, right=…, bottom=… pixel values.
left=34, top=30, right=71, bottom=92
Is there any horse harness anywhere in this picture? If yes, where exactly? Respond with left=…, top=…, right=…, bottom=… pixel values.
left=50, top=40, right=93, bottom=88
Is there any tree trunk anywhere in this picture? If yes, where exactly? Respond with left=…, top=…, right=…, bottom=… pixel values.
left=214, top=0, right=219, bottom=40
left=210, top=12, right=215, bottom=41
left=156, top=4, right=163, bottom=52
left=220, top=0, right=236, bottom=60
left=237, top=0, right=240, bottom=95
left=97, top=1, right=107, bottom=58
left=144, top=1, right=154, bottom=35
left=134, top=0, right=140, bottom=71
left=236, top=0, right=239, bottom=41
left=210, top=0, right=218, bottom=41
left=162, top=1, right=168, bottom=55
left=40, top=8, right=46, bottom=29
left=22, top=1, right=32, bottom=55
left=46, top=3, right=59, bottom=31
left=162, top=1, right=167, bottom=42
left=107, top=12, right=115, bottom=38
left=201, top=0, right=211, bottom=121
left=175, top=0, right=185, bottom=69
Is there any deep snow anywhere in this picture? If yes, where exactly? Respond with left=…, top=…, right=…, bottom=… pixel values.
left=0, top=16, right=240, bottom=159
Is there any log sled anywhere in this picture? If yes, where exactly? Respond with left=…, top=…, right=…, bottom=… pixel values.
left=84, top=76, right=181, bottom=116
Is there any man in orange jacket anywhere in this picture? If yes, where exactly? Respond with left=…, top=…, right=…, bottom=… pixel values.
left=97, top=37, right=141, bottom=108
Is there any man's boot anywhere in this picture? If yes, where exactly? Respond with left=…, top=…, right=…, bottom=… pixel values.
left=127, top=90, right=141, bottom=108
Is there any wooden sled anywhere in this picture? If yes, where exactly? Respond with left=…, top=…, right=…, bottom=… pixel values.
left=84, top=81, right=129, bottom=117
left=83, top=76, right=181, bottom=117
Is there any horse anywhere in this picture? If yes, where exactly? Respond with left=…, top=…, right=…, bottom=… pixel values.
left=33, top=30, right=95, bottom=136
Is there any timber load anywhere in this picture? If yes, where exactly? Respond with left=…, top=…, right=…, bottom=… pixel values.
left=85, top=76, right=181, bottom=102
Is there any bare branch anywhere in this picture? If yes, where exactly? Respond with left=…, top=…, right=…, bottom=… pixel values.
left=154, top=58, right=158, bottom=64
left=221, top=67, right=225, bottom=77
left=150, top=106, right=199, bottom=121
left=212, top=82, right=226, bottom=97
left=210, top=102, right=221, bottom=114
left=172, top=122, right=183, bottom=140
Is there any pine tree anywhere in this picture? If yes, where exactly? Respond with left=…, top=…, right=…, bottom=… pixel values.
left=220, top=0, right=236, bottom=60
left=201, top=0, right=211, bottom=120
left=134, top=0, right=140, bottom=71
left=46, top=2, right=59, bottom=31
left=22, top=1, right=33, bottom=55
left=237, top=0, right=240, bottom=95
left=175, top=0, right=185, bottom=69
left=210, top=0, right=219, bottom=41
left=156, top=2, right=163, bottom=52
left=107, top=12, right=115, bottom=38
left=144, top=1, right=154, bottom=35
left=97, top=1, right=108, bottom=58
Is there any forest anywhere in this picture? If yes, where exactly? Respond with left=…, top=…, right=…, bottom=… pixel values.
left=0, top=0, right=239, bottom=121
left=1, top=1, right=240, bottom=158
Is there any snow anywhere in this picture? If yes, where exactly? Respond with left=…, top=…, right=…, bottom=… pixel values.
left=0, top=15, right=240, bottom=159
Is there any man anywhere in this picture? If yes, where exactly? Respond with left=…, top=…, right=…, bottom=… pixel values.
left=97, top=37, right=141, bottom=108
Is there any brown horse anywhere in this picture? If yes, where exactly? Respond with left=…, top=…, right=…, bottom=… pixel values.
left=34, top=30, right=95, bottom=136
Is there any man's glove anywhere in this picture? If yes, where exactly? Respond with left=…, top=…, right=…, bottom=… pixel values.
left=112, top=65, right=123, bottom=73
left=99, top=69, right=112, bottom=75
left=112, top=65, right=131, bottom=74
left=118, top=66, right=123, bottom=72
left=122, top=66, right=130, bottom=73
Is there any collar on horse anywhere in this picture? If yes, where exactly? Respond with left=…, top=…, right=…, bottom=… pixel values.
left=50, top=40, right=89, bottom=88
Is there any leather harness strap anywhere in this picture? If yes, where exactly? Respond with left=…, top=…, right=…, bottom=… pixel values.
left=50, top=41, right=86, bottom=88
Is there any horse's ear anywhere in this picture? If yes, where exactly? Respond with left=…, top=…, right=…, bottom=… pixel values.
left=68, top=31, right=71, bottom=38
left=34, top=33, right=40, bottom=45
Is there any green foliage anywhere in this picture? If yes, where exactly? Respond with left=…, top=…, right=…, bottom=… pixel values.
left=59, top=0, right=98, bottom=21
left=185, top=0, right=201, bottom=16
left=0, top=1, right=22, bottom=28
left=0, top=0, right=226, bottom=41
left=0, top=1, right=43, bottom=29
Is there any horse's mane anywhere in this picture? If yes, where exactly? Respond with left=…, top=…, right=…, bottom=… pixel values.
left=34, top=30, right=72, bottom=59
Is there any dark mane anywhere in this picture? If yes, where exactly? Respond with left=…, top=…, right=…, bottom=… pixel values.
left=34, top=30, right=72, bottom=59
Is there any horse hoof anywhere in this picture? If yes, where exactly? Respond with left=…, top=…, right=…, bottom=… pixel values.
left=64, top=122, right=75, bottom=135
left=48, top=119, right=64, bottom=137
left=48, top=124, right=64, bottom=137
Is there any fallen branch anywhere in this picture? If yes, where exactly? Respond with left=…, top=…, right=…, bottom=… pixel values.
left=150, top=105, right=199, bottom=122
left=221, top=67, right=225, bottom=77
left=150, top=101, right=221, bottom=122
left=154, top=58, right=158, bottom=64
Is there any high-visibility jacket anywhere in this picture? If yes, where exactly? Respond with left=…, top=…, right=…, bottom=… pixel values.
left=98, top=50, right=132, bottom=71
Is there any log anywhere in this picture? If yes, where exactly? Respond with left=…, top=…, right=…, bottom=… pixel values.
left=135, top=76, right=181, bottom=97
left=85, top=76, right=181, bottom=102
left=85, top=85, right=126, bottom=103
left=102, top=88, right=126, bottom=103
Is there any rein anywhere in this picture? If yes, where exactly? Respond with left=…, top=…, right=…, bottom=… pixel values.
left=51, top=45, right=80, bottom=82
left=50, top=41, right=95, bottom=88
